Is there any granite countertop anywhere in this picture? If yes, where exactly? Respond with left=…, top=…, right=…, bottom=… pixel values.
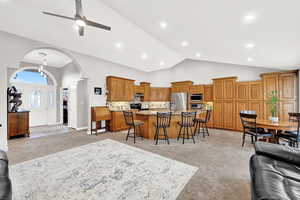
left=136, top=110, right=206, bottom=116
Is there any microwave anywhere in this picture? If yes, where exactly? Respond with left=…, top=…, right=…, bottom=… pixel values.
left=190, top=93, right=203, bottom=101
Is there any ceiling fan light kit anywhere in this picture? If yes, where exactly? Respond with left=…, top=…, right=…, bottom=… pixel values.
left=43, top=0, right=111, bottom=36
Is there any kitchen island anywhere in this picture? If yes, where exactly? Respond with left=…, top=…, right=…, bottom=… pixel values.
left=135, top=110, right=205, bottom=139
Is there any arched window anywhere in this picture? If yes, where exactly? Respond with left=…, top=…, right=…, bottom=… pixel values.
left=11, top=69, right=49, bottom=85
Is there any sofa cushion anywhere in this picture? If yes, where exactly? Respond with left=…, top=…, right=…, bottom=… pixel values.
left=0, top=177, right=11, bottom=200
left=255, top=142, right=300, bottom=166
left=250, top=155, right=300, bottom=200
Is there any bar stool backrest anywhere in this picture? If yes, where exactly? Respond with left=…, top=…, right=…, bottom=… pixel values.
left=181, top=112, right=196, bottom=127
left=156, top=112, right=172, bottom=128
left=123, top=111, right=134, bottom=126
left=205, top=110, right=212, bottom=123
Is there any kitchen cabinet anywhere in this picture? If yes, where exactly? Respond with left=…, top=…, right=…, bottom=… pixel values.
left=107, top=76, right=134, bottom=101
left=213, top=101, right=223, bottom=128
left=279, top=73, right=297, bottom=101
left=189, top=85, right=204, bottom=94
left=279, top=101, right=297, bottom=121
left=204, top=85, right=213, bottom=102
left=110, top=111, right=129, bottom=131
left=236, top=82, right=249, bottom=101
left=262, top=73, right=279, bottom=101
left=134, top=85, right=144, bottom=94
left=262, top=71, right=298, bottom=120
left=150, top=87, right=171, bottom=101
left=249, top=101, right=264, bottom=120
left=223, top=101, right=236, bottom=129
left=213, top=77, right=237, bottom=130
left=249, top=81, right=263, bottom=100
left=171, top=81, right=193, bottom=93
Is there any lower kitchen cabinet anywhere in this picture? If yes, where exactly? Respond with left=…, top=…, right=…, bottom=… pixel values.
left=213, top=101, right=235, bottom=130
left=110, top=111, right=129, bottom=131
left=236, top=101, right=249, bottom=131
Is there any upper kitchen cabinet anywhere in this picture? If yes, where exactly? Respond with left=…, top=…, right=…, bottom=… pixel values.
left=171, top=81, right=193, bottom=93
left=236, top=82, right=249, bottom=101
left=189, top=85, right=204, bottom=94
left=249, top=81, right=263, bottom=100
left=213, top=77, right=237, bottom=101
left=204, top=85, right=213, bottom=102
left=262, top=73, right=279, bottom=100
left=279, top=72, right=297, bottom=101
left=106, top=76, right=134, bottom=101
left=150, top=87, right=171, bottom=101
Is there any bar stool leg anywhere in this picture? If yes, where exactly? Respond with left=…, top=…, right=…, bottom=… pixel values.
left=177, top=126, right=182, bottom=141
left=163, top=127, right=170, bottom=145
left=126, top=127, right=131, bottom=141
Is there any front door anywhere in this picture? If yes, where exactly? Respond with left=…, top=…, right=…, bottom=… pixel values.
left=13, top=83, right=56, bottom=127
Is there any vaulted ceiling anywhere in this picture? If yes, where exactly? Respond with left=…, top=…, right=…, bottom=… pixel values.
left=0, top=0, right=300, bottom=72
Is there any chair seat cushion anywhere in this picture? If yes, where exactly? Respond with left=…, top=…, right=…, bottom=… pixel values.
left=134, top=120, right=144, bottom=126
left=279, top=131, right=300, bottom=141
left=194, top=118, right=205, bottom=123
left=177, top=122, right=193, bottom=127
left=246, top=128, right=273, bottom=137
left=250, top=155, right=300, bottom=200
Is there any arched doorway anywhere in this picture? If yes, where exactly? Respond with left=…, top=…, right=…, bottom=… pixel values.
left=9, top=67, right=58, bottom=127
left=7, top=47, right=88, bottom=138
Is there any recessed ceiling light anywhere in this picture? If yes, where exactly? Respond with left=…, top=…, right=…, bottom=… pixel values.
left=141, top=53, right=148, bottom=60
left=247, top=57, right=254, bottom=62
left=245, top=43, right=255, bottom=49
left=160, top=61, right=165, bottom=66
left=160, top=21, right=168, bottom=29
left=243, top=13, right=257, bottom=24
left=115, top=42, right=123, bottom=49
left=195, top=52, right=201, bottom=57
left=181, top=41, right=189, bottom=47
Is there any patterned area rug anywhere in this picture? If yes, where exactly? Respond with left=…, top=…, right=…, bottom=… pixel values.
left=10, top=139, right=198, bottom=200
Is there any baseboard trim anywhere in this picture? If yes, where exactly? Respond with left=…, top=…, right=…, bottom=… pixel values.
left=75, top=127, right=88, bottom=131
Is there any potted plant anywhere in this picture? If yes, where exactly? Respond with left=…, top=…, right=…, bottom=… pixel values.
left=267, top=90, right=279, bottom=122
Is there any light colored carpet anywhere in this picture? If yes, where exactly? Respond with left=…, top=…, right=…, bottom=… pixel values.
left=10, top=139, right=198, bottom=200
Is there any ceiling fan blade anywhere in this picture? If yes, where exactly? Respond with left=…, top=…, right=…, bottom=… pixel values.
left=75, top=0, right=83, bottom=17
left=43, top=11, right=75, bottom=21
left=85, top=19, right=111, bottom=31
left=78, top=26, right=84, bottom=36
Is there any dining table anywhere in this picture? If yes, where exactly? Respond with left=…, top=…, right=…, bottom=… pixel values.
left=256, top=119, right=298, bottom=143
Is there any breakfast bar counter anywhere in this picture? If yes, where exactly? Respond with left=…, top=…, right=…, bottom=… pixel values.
left=135, top=110, right=204, bottom=139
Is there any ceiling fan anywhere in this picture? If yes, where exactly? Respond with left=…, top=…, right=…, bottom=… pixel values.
left=42, top=0, right=111, bottom=36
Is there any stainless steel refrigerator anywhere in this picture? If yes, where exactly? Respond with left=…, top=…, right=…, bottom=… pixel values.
left=171, top=93, right=188, bottom=111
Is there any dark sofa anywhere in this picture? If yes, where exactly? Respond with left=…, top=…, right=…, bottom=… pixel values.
left=250, top=142, right=300, bottom=200
left=0, top=150, right=11, bottom=200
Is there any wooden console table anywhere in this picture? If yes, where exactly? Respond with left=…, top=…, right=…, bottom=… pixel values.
left=91, top=106, right=111, bottom=134
left=8, top=111, right=30, bottom=139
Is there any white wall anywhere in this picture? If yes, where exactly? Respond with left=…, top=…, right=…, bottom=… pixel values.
left=147, top=60, right=276, bottom=87
left=0, top=67, right=7, bottom=151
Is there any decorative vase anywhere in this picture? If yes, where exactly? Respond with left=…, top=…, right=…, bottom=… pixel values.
left=269, top=116, right=279, bottom=122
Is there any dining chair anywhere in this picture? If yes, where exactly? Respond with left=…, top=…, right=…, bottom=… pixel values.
left=194, top=110, right=212, bottom=137
left=153, top=112, right=172, bottom=145
left=123, top=111, right=144, bottom=143
left=177, top=112, right=196, bottom=144
left=278, top=112, right=300, bottom=147
left=240, top=112, right=272, bottom=147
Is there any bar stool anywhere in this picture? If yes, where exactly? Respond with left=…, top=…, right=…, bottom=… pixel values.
left=194, top=110, right=212, bottom=137
left=177, top=112, right=196, bottom=144
left=153, top=112, right=172, bottom=145
left=123, top=111, right=144, bottom=143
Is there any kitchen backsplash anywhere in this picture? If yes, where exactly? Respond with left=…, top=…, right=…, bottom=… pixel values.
left=107, top=102, right=170, bottom=111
